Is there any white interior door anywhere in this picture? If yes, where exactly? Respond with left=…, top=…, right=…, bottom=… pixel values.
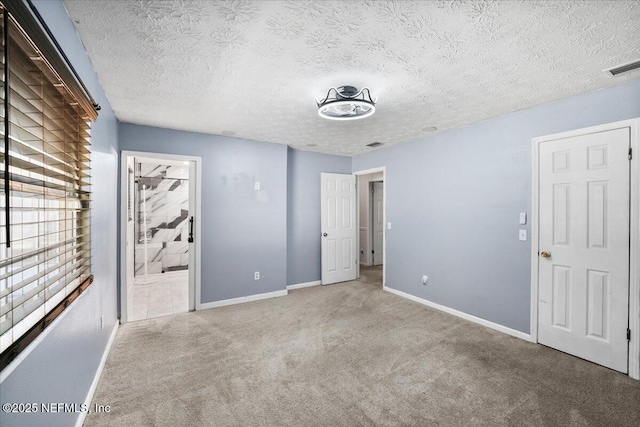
left=372, top=181, right=384, bottom=266
left=125, top=156, right=137, bottom=322
left=538, top=127, right=630, bottom=372
left=125, top=157, right=135, bottom=302
left=321, top=173, right=357, bottom=285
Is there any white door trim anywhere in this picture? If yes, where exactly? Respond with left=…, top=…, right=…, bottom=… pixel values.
left=119, top=150, right=203, bottom=323
left=530, top=118, right=640, bottom=379
left=353, top=167, right=386, bottom=287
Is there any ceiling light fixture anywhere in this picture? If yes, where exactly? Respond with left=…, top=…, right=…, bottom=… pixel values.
left=316, top=86, right=376, bottom=121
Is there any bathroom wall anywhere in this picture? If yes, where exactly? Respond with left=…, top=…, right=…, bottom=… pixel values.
left=134, top=161, right=190, bottom=275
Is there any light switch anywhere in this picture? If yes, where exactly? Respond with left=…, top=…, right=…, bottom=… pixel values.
left=519, top=229, right=527, bottom=241
left=519, top=212, right=527, bottom=225
left=254, top=182, right=261, bottom=190
left=387, top=222, right=391, bottom=230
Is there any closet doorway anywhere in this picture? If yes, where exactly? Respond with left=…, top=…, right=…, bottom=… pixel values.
left=355, top=167, right=386, bottom=286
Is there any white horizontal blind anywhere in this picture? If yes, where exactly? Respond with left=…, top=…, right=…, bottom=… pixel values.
left=0, top=10, right=92, bottom=355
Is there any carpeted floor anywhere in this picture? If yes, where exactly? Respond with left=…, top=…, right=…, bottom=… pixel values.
left=86, top=266, right=640, bottom=426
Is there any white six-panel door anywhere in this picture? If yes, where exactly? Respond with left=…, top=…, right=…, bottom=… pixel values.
left=538, top=127, right=630, bottom=372
left=321, top=173, right=357, bottom=285
left=372, top=181, right=384, bottom=266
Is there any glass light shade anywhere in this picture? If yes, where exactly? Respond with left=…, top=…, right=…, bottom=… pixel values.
left=318, top=100, right=376, bottom=121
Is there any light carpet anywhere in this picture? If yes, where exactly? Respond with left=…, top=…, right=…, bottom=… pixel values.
left=86, top=266, right=640, bottom=426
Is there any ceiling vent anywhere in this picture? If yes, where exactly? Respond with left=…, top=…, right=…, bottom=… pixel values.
left=366, top=142, right=384, bottom=147
left=604, top=59, right=640, bottom=76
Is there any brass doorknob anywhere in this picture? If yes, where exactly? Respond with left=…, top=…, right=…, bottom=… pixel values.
left=540, top=251, right=551, bottom=258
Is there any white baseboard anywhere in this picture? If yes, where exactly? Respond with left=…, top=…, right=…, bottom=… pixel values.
left=199, top=289, right=288, bottom=310
left=383, top=285, right=534, bottom=343
left=75, top=321, right=119, bottom=427
left=287, top=280, right=321, bottom=290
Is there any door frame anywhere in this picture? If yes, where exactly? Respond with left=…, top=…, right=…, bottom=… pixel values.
left=119, top=150, right=203, bottom=323
left=530, top=118, right=640, bottom=379
left=354, top=167, right=386, bottom=286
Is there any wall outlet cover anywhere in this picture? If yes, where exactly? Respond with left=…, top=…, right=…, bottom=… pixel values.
left=254, top=271, right=260, bottom=280
left=422, top=275, right=428, bottom=284
left=519, top=229, right=527, bottom=241
left=254, top=182, right=260, bottom=190
left=519, top=212, right=527, bottom=225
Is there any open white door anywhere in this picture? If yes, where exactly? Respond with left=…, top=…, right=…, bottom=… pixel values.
left=321, top=173, right=357, bottom=285
left=188, top=159, right=197, bottom=311
left=537, top=127, right=630, bottom=373
left=372, top=182, right=384, bottom=266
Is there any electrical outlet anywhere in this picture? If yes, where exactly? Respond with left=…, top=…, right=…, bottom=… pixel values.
left=422, top=275, right=428, bottom=285
left=254, top=271, right=260, bottom=280
left=519, top=229, right=527, bottom=241
left=254, top=182, right=261, bottom=190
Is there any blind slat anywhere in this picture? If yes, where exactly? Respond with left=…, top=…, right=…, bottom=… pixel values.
left=1, top=265, right=90, bottom=334
left=0, top=249, right=90, bottom=300
left=4, top=224, right=90, bottom=245
left=3, top=169, right=90, bottom=195
left=0, top=234, right=90, bottom=268
left=0, top=239, right=90, bottom=280
left=5, top=128, right=90, bottom=167
left=0, top=258, right=90, bottom=316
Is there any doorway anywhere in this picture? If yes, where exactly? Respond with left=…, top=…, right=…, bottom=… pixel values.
left=531, top=118, right=640, bottom=378
left=357, top=172, right=384, bottom=269
left=354, top=167, right=386, bottom=287
left=120, top=151, right=201, bottom=323
left=372, top=182, right=384, bottom=266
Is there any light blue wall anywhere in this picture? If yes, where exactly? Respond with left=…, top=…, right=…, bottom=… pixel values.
left=119, top=124, right=289, bottom=302
left=352, top=79, right=640, bottom=333
left=287, top=148, right=351, bottom=285
left=0, top=1, right=120, bottom=427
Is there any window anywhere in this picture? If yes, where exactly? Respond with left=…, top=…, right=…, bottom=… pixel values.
left=0, top=1, right=99, bottom=370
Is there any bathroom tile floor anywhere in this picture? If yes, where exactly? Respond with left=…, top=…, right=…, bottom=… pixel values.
left=128, top=271, right=189, bottom=321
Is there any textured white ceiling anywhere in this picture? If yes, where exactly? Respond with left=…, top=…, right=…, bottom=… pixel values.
left=63, top=0, right=640, bottom=156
